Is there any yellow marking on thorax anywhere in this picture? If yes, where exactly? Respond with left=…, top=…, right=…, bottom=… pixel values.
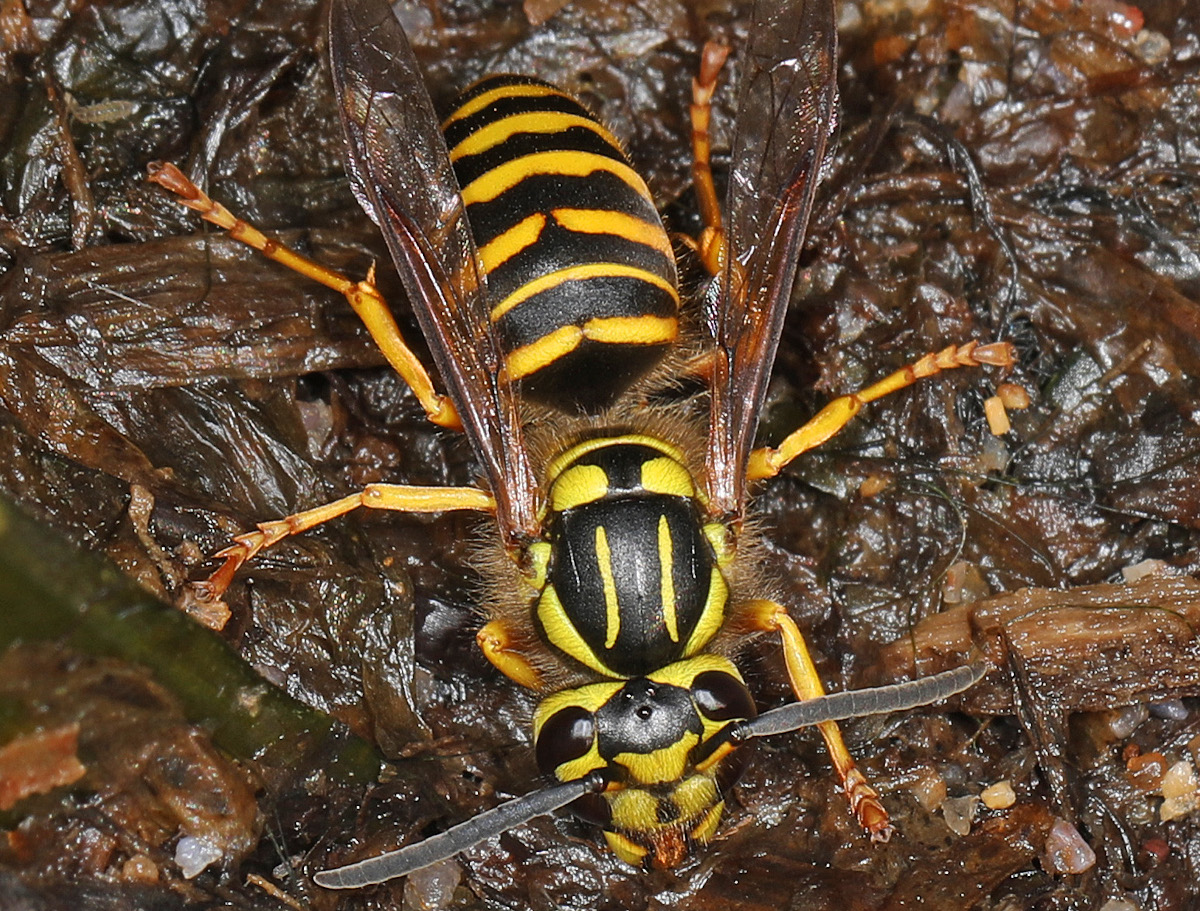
left=535, top=584, right=617, bottom=678
left=546, top=435, right=688, bottom=486
left=449, top=112, right=620, bottom=161
left=490, top=263, right=679, bottom=321
left=679, top=566, right=728, bottom=658
left=441, top=83, right=560, bottom=128
left=550, top=462, right=609, bottom=512
left=658, top=515, right=678, bottom=642
left=460, top=151, right=649, bottom=207
left=595, top=525, right=621, bottom=649
left=640, top=456, right=694, bottom=498
left=523, top=540, right=551, bottom=590
left=477, top=212, right=547, bottom=272
left=551, top=208, right=674, bottom=257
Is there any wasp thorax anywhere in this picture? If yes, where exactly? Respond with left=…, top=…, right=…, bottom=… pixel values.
left=531, top=434, right=731, bottom=678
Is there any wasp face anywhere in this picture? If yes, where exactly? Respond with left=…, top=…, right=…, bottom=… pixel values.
left=533, top=657, right=757, bottom=868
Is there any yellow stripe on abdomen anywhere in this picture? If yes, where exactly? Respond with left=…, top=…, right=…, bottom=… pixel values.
left=460, top=151, right=651, bottom=207
left=551, top=207, right=674, bottom=258
left=449, top=112, right=621, bottom=161
left=490, top=264, right=679, bottom=322
left=477, top=212, right=547, bottom=272
left=441, top=83, right=561, bottom=128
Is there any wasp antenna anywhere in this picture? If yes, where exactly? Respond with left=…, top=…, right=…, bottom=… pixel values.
left=314, top=772, right=606, bottom=889
left=734, top=663, right=989, bottom=741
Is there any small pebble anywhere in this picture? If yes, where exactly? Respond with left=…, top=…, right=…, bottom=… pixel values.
left=175, top=836, right=222, bottom=879
left=942, top=795, right=979, bottom=836
left=1149, top=699, right=1188, bottom=721
left=1042, top=818, right=1096, bottom=874
left=981, top=780, right=1016, bottom=810
left=1160, top=760, right=1199, bottom=821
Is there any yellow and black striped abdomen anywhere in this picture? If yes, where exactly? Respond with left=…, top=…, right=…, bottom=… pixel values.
left=443, top=75, right=680, bottom=412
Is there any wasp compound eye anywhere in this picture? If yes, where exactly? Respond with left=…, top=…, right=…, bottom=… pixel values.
left=535, top=704, right=596, bottom=775
left=692, top=669, right=757, bottom=723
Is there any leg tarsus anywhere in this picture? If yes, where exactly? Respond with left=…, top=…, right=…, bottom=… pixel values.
left=747, top=339, right=1016, bottom=480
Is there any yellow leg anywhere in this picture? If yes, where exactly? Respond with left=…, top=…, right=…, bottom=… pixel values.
left=477, top=619, right=544, bottom=691
left=690, top=41, right=731, bottom=277
left=147, top=161, right=460, bottom=430
left=748, top=340, right=1016, bottom=481
left=745, top=599, right=892, bottom=841
left=199, top=484, right=494, bottom=599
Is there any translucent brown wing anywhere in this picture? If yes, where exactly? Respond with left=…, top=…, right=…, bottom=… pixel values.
left=328, top=0, right=537, bottom=541
left=704, top=0, right=839, bottom=518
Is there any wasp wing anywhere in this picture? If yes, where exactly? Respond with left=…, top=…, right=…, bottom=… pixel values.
left=704, top=0, right=839, bottom=518
left=329, top=0, right=538, bottom=541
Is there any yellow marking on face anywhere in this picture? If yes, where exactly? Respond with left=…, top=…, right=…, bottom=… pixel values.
left=658, top=515, right=678, bottom=643
left=448, top=112, right=620, bottom=161
left=582, top=313, right=680, bottom=344
left=535, top=584, right=617, bottom=678
left=441, top=83, right=560, bottom=128
left=673, top=774, right=719, bottom=822
left=476, top=212, right=546, bottom=272
left=490, top=263, right=678, bottom=322
left=504, top=325, right=583, bottom=381
left=595, top=525, right=621, bottom=650
left=460, top=151, right=650, bottom=207
left=549, top=462, right=609, bottom=513
left=545, top=434, right=687, bottom=485
left=603, top=830, right=648, bottom=866
left=693, top=739, right=736, bottom=775
left=689, top=800, right=725, bottom=844
left=614, top=731, right=699, bottom=785
left=555, top=742, right=606, bottom=784
left=608, top=788, right=660, bottom=831
left=551, top=207, right=674, bottom=257
left=640, top=456, right=694, bottom=498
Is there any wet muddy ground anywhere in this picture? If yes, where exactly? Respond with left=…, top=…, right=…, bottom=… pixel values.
left=1, top=0, right=1199, bottom=908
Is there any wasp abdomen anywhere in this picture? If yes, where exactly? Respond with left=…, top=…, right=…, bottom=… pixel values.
left=443, top=76, right=680, bottom=411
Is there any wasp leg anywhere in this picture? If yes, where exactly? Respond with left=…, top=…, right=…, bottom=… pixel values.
left=199, top=484, right=494, bottom=599
left=745, top=599, right=892, bottom=841
left=147, top=161, right=460, bottom=430
left=690, top=41, right=731, bottom=277
left=477, top=619, right=545, bottom=691
left=747, top=340, right=1016, bottom=480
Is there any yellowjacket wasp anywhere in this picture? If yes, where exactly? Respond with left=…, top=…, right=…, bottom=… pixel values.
left=149, top=0, right=1008, bottom=886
